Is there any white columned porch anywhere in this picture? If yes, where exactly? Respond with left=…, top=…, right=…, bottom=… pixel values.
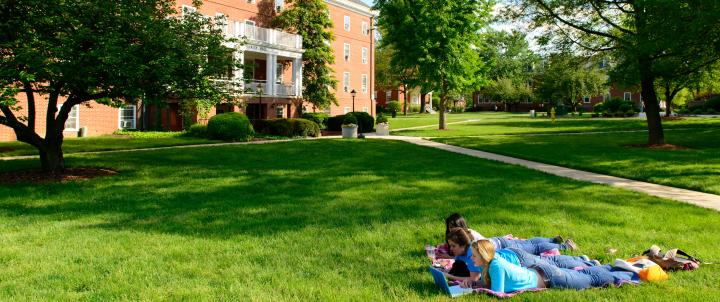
left=266, top=53, right=277, bottom=95
left=293, top=58, right=302, bottom=98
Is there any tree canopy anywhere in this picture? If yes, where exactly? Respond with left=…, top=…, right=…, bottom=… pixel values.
left=535, top=52, right=607, bottom=112
left=375, top=0, right=494, bottom=129
left=0, top=0, right=238, bottom=172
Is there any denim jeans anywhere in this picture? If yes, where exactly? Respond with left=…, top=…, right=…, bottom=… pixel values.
left=534, top=264, right=637, bottom=290
left=494, top=237, right=567, bottom=255
left=507, top=248, right=597, bottom=269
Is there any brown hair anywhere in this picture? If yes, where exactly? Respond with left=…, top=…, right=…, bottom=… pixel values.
left=446, top=227, right=473, bottom=256
left=471, top=239, right=496, bottom=288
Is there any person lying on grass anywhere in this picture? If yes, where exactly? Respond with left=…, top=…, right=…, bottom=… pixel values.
left=442, top=228, right=599, bottom=282
left=459, top=239, right=637, bottom=292
left=437, top=213, right=577, bottom=259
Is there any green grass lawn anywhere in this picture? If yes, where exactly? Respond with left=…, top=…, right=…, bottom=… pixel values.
left=392, top=113, right=720, bottom=137
left=386, top=112, right=512, bottom=130
left=433, top=128, right=720, bottom=195
left=0, top=131, right=220, bottom=157
left=1, top=140, right=719, bottom=300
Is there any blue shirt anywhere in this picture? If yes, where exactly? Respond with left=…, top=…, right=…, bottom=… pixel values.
left=456, top=248, right=520, bottom=273
left=488, top=256, right=538, bottom=293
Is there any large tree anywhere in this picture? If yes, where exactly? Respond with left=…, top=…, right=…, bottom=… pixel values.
left=273, top=0, right=337, bottom=113
left=509, top=0, right=720, bottom=145
left=535, top=52, right=607, bottom=112
left=375, top=0, right=493, bottom=129
left=0, top=0, right=238, bottom=172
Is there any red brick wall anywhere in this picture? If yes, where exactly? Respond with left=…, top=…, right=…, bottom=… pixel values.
left=0, top=92, right=126, bottom=142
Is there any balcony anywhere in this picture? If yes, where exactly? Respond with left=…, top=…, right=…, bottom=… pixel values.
left=214, top=79, right=298, bottom=97
left=237, top=24, right=303, bottom=50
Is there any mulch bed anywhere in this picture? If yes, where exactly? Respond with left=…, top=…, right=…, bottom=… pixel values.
left=0, top=167, right=118, bottom=184
left=662, top=116, right=684, bottom=121
left=626, top=143, right=690, bottom=150
left=321, top=130, right=341, bottom=136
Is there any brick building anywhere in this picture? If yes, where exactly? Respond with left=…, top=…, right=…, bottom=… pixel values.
left=0, top=0, right=375, bottom=141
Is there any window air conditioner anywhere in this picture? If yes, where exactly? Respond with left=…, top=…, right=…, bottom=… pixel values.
left=276, top=5, right=283, bottom=12
left=121, top=121, right=133, bottom=128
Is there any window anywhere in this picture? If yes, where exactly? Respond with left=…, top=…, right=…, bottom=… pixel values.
left=362, top=47, right=368, bottom=64
left=583, top=96, right=591, bottom=104
left=215, top=13, right=228, bottom=35
left=385, top=91, right=391, bottom=100
left=58, top=104, right=79, bottom=131
left=323, top=107, right=331, bottom=114
left=624, top=92, right=632, bottom=101
left=362, top=21, right=369, bottom=36
left=373, top=91, right=377, bottom=99
left=345, top=46, right=352, bottom=61
left=343, top=72, right=350, bottom=92
left=361, top=74, right=368, bottom=93
left=344, top=107, right=351, bottom=114
left=275, top=0, right=284, bottom=12
left=247, top=0, right=255, bottom=3
left=119, top=105, right=136, bottom=129
left=275, top=106, right=284, bottom=118
left=181, top=5, right=196, bottom=16
left=362, top=107, right=368, bottom=113
left=245, top=20, right=256, bottom=26
left=234, top=21, right=241, bottom=37
left=344, top=16, right=350, bottom=31
left=603, top=93, right=610, bottom=101
left=276, top=63, right=284, bottom=84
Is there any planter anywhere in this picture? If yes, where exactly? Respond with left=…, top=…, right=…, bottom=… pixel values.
left=376, top=123, right=390, bottom=136
left=341, top=124, right=358, bottom=138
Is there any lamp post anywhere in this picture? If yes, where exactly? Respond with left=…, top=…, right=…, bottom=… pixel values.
left=351, top=89, right=357, bottom=113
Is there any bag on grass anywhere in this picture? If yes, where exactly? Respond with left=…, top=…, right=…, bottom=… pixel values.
left=642, top=245, right=701, bottom=271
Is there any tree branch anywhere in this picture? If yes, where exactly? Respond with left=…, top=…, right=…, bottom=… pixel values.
left=23, top=81, right=36, bottom=131
left=554, top=22, right=620, bottom=52
left=532, top=0, right=625, bottom=43
left=589, top=1, right=634, bottom=35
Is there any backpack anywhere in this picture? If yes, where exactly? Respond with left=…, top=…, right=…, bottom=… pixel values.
left=642, top=245, right=701, bottom=271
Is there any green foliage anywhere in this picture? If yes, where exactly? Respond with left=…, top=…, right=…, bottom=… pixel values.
left=186, top=124, right=208, bottom=138
left=254, top=118, right=320, bottom=137
left=693, top=108, right=704, bottom=115
left=301, top=112, right=330, bottom=129
left=206, top=113, right=254, bottom=141
left=351, top=112, right=375, bottom=133
left=386, top=101, right=402, bottom=113
left=705, top=96, right=720, bottom=111
left=376, top=114, right=389, bottom=124
left=707, top=108, right=718, bottom=115
left=273, top=0, right=337, bottom=109
left=326, top=115, right=345, bottom=131
left=593, top=102, right=606, bottom=113
left=534, top=53, right=607, bottom=110
left=342, top=113, right=358, bottom=126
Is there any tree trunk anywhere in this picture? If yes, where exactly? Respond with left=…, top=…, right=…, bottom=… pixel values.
left=419, top=92, right=427, bottom=114
left=439, top=80, right=448, bottom=130
left=638, top=57, right=665, bottom=145
left=402, top=84, right=408, bottom=116
left=664, top=89, right=672, bottom=117
left=38, top=132, right=65, bottom=173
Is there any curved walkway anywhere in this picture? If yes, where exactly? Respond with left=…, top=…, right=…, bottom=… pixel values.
left=368, top=135, right=720, bottom=212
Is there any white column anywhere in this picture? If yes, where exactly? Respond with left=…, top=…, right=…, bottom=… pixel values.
left=266, top=54, right=276, bottom=95
left=293, top=57, right=302, bottom=97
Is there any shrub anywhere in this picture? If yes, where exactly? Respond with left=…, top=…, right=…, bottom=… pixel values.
left=206, top=112, right=254, bottom=141
left=593, top=102, right=606, bottom=113
left=301, top=112, right=329, bottom=129
left=254, top=118, right=320, bottom=137
left=706, top=108, right=718, bottom=115
left=186, top=123, right=207, bottom=138
left=693, top=108, right=704, bottom=114
left=409, top=104, right=420, bottom=113
left=376, top=114, right=389, bottom=124
left=555, top=105, right=568, bottom=116
left=618, top=103, right=633, bottom=113
left=350, top=111, right=375, bottom=133
left=342, top=113, right=358, bottom=126
left=326, top=115, right=345, bottom=131
left=676, top=108, right=690, bottom=114
left=625, top=110, right=636, bottom=117
left=705, top=95, right=720, bottom=111
left=386, top=101, right=402, bottom=113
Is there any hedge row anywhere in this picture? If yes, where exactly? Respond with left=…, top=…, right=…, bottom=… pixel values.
left=326, top=112, right=374, bottom=133
left=254, top=118, right=320, bottom=137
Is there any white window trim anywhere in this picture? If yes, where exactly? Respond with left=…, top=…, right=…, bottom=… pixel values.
left=624, top=92, right=632, bottom=101
left=583, top=96, right=591, bottom=104
left=344, top=107, right=351, bottom=114
left=181, top=5, right=196, bottom=16
left=362, top=21, right=369, bottom=36
left=215, top=13, right=228, bottom=35
left=58, top=103, right=79, bottom=131
left=344, top=43, right=350, bottom=62
left=362, top=47, right=368, bottom=64
left=385, top=91, right=391, bottom=100
left=276, top=63, right=284, bottom=84
left=118, top=105, right=137, bottom=130
left=344, top=16, right=350, bottom=31
left=362, top=107, right=368, bottom=113
left=343, top=72, right=350, bottom=92
left=361, top=74, right=368, bottom=93
left=275, top=106, right=284, bottom=118
left=247, top=0, right=256, bottom=4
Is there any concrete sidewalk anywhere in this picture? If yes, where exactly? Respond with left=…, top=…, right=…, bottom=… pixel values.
left=369, top=135, right=720, bottom=212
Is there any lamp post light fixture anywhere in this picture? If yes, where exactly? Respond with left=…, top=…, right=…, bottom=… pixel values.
left=350, top=89, right=357, bottom=113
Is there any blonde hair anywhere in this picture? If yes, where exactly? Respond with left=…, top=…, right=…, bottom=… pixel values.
left=472, top=239, right=496, bottom=288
